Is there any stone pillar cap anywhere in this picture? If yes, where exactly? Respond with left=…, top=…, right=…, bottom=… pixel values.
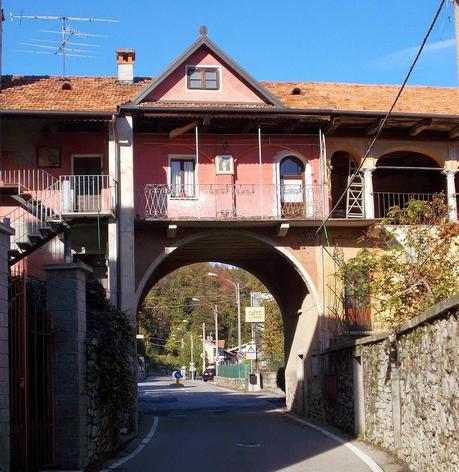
left=44, top=261, right=93, bottom=274
left=0, top=222, right=15, bottom=235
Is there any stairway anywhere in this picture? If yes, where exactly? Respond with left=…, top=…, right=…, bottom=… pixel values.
left=0, top=170, right=66, bottom=266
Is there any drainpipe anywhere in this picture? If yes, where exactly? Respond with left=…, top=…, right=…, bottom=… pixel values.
left=258, top=125, right=263, bottom=216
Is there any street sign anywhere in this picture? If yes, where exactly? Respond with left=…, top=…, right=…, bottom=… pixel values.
left=246, top=343, right=257, bottom=360
left=245, top=306, right=265, bottom=323
left=173, top=370, right=182, bottom=379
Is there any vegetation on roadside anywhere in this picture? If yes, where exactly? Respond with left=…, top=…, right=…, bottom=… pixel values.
left=337, top=197, right=459, bottom=331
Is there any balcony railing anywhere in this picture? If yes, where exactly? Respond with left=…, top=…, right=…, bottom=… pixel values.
left=373, top=192, right=442, bottom=219
left=142, top=184, right=324, bottom=220
left=59, top=175, right=116, bottom=215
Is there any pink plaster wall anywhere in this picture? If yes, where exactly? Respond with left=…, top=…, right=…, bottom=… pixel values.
left=134, top=133, right=320, bottom=218
left=146, top=47, right=265, bottom=104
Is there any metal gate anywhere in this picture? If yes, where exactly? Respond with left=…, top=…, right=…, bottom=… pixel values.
left=9, top=275, right=55, bottom=472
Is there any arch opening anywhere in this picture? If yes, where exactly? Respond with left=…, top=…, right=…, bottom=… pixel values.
left=374, top=151, right=445, bottom=218
left=134, top=229, right=321, bottom=412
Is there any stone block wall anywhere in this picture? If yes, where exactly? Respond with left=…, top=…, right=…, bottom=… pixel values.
left=323, top=295, right=459, bottom=472
left=214, top=376, right=247, bottom=390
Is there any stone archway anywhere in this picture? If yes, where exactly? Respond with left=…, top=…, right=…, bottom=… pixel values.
left=134, top=228, right=322, bottom=412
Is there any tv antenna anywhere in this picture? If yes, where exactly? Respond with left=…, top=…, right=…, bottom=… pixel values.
left=10, top=13, right=119, bottom=78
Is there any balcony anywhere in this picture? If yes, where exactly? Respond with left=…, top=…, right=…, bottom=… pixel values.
left=59, top=175, right=116, bottom=217
left=141, top=184, right=325, bottom=221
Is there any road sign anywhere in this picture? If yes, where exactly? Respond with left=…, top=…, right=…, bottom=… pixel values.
left=245, top=306, right=265, bottom=323
left=246, top=343, right=257, bottom=360
left=173, top=370, right=182, bottom=379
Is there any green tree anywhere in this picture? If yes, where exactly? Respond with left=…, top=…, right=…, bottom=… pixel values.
left=338, top=197, right=459, bottom=331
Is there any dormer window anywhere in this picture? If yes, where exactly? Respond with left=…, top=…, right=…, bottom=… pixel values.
left=187, top=67, right=219, bottom=90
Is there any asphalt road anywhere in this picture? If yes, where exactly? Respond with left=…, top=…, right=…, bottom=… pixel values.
left=104, top=375, right=380, bottom=472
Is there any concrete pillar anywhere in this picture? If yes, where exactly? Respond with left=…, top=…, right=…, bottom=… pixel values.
left=362, top=167, right=375, bottom=219
left=117, top=116, right=136, bottom=319
left=108, top=119, right=118, bottom=307
left=442, top=169, right=458, bottom=222
left=45, top=262, right=92, bottom=470
left=0, top=223, right=14, bottom=472
left=353, top=353, right=365, bottom=437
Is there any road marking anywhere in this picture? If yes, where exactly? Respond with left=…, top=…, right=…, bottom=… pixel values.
left=102, top=416, right=159, bottom=471
left=284, top=414, right=384, bottom=472
left=236, top=443, right=262, bottom=448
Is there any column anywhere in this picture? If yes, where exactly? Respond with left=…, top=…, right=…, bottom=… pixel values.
left=108, top=119, right=118, bottom=307
left=0, top=223, right=14, bottom=472
left=45, top=262, right=92, bottom=470
left=117, top=115, right=136, bottom=320
left=362, top=167, right=375, bottom=219
left=443, top=169, right=458, bottom=222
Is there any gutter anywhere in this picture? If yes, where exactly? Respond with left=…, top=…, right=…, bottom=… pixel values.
left=120, top=104, right=459, bottom=121
left=0, top=109, right=115, bottom=118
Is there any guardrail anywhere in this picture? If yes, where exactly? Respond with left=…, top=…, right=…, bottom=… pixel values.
left=373, top=192, right=442, bottom=219
left=59, top=175, right=116, bottom=214
left=142, top=183, right=324, bottom=220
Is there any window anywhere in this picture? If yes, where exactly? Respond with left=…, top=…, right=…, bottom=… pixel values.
left=187, top=67, right=219, bottom=90
left=170, top=159, right=195, bottom=197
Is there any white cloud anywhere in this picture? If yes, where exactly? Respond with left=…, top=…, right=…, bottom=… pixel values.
left=368, top=38, right=455, bottom=70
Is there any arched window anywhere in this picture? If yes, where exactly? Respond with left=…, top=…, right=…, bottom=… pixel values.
left=280, top=157, right=304, bottom=178
left=280, top=157, right=306, bottom=218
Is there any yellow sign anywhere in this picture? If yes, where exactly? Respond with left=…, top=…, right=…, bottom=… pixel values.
left=245, top=306, right=265, bottom=323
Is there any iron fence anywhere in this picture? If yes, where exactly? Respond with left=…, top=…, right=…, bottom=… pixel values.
left=217, top=362, right=251, bottom=379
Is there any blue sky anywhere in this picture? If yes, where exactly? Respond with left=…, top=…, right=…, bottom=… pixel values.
left=2, top=0, right=457, bottom=86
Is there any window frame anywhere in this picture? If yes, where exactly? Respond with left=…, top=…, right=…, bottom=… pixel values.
left=169, top=155, right=196, bottom=199
left=186, top=65, right=221, bottom=91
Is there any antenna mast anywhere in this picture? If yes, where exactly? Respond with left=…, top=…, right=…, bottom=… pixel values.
left=10, top=13, right=119, bottom=78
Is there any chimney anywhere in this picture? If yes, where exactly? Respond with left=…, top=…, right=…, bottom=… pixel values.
left=116, top=49, right=135, bottom=84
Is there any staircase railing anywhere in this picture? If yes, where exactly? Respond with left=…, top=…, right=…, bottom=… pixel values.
left=0, top=170, right=62, bottom=252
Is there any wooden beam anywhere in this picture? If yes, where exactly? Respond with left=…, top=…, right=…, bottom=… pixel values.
left=324, top=117, right=341, bottom=136
left=449, top=126, right=459, bottom=139
left=276, top=223, right=289, bottom=238
left=409, top=118, right=432, bottom=137
left=169, top=121, right=198, bottom=139
left=366, top=119, right=384, bottom=136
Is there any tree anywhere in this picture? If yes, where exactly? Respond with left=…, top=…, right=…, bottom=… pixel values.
left=338, top=197, right=459, bottom=331
left=260, top=300, right=284, bottom=369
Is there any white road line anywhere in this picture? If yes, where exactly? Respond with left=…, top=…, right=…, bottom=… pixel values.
left=284, top=414, right=384, bottom=472
left=102, top=416, right=159, bottom=471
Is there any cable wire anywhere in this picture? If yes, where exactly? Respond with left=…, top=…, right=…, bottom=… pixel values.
left=316, top=0, right=447, bottom=234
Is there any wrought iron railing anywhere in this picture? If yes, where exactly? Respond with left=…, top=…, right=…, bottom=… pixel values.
left=373, top=192, right=441, bottom=219
left=141, top=183, right=324, bottom=220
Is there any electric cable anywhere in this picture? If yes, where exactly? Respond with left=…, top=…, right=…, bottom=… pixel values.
left=316, top=0, right=447, bottom=234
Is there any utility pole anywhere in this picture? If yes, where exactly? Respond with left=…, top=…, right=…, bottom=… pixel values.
left=202, top=322, right=206, bottom=373
left=236, top=282, right=241, bottom=364
left=214, top=305, right=219, bottom=376
left=455, top=1, right=459, bottom=82
left=190, top=333, right=194, bottom=380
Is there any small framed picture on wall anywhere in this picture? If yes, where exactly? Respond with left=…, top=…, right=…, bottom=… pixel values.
left=215, top=155, right=234, bottom=175
left=37, top=146, right=61, bottom=168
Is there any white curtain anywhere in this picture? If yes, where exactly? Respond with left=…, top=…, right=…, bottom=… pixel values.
left=170, top=160, right=181, bottom=196
left=183, top=161, right=194, bottom=196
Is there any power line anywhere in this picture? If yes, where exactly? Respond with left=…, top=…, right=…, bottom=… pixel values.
left=316, top=0, right=447, bottom=234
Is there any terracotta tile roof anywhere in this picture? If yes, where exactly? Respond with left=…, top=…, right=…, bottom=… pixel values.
left=1, top=75, right=458, bottom=117
left=262, top=81, right=459, bottom=116
left=0, top=75, right=150, bottom=113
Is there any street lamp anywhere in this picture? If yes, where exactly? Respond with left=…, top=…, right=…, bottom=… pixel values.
left=192, top=297, right=219, bottom=375
left=207, top=272, right=241, bottom=363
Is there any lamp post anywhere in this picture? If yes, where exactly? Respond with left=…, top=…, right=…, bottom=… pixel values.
left=207, top=272, right=241, bottom=363
left=192, top=298, right=219, bottom=375
left=202, top=322, right=206, bottom=373
left=190, top=333, right=194, bottom=380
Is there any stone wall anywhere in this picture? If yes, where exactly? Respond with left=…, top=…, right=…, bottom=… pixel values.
left=260, top=371, right=284, bottom=394
left=323, top=295, right=459, bottom=472
left=214, top=376, right=247, bottom=390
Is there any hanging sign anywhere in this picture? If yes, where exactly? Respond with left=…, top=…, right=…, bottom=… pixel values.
left=245, top=306, right=265, bottom=323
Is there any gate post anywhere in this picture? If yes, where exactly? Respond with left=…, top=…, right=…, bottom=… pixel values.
left=45, top=262, right=92, bottom=470
left=0, top=222, right=14, bottom=472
